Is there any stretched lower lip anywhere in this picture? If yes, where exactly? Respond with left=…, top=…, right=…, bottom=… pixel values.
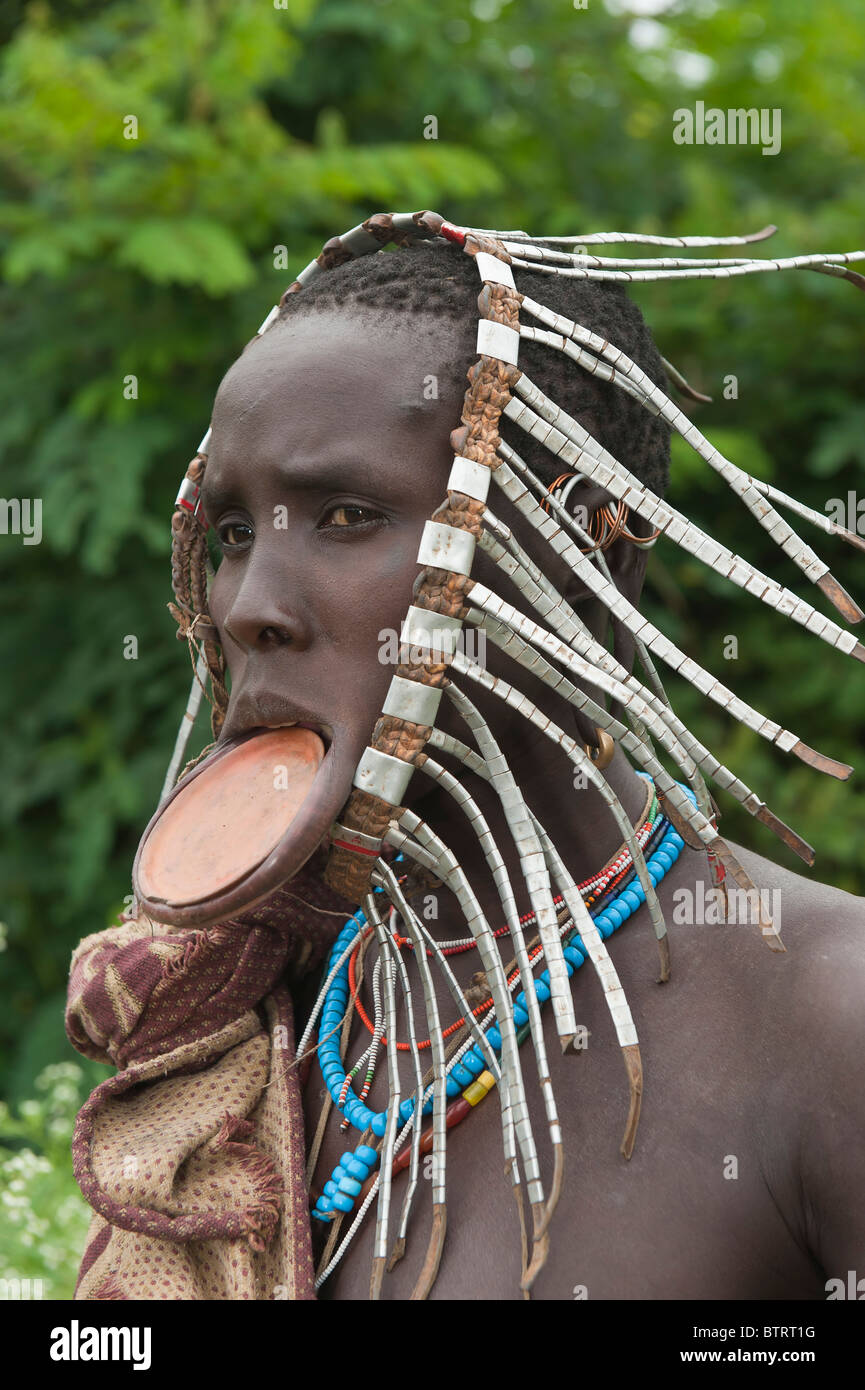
left=297, top=721, right=326, bottom=738
left=229, top=721, right=333, bottom=750
left=133, top=723, right=356, bottom=927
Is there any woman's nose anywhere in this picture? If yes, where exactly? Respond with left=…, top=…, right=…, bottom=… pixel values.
left=221, top=554, right=313, bottom=654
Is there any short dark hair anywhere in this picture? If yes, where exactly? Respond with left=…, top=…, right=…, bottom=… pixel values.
left=274, top=237, right=672, bottom=498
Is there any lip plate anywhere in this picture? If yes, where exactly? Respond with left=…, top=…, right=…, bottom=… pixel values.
left=133, top=725, right=348, bottom=928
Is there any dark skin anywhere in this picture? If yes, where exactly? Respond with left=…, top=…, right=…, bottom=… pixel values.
left=202, top=307, right=865, bottom=1300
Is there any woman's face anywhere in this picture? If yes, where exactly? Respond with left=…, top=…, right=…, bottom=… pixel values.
left=139, top=298, right=648, bottom=924
left=202, top=294, right=644, bottom=779
left=202, top=306, right=466, bottom=829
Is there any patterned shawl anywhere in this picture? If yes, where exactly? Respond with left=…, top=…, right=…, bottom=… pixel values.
left=66, top=849, right=353, bottom=1301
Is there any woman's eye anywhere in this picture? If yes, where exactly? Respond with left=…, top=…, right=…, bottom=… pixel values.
left=321, top=505, right=382, bottom=528
left=218, top=521, right=254, bottom=548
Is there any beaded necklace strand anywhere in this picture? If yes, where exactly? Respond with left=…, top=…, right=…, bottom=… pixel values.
left=349, top=779, right=661, bottom=1054
left=309, top=776, right=690, bottom=1243
left=331, top=778, right=661, bottom=1128
left=308, top=810, right=689, bottom=1293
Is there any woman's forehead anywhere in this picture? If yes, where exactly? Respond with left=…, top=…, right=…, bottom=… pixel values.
left=207, top=306, right=460, bottom=489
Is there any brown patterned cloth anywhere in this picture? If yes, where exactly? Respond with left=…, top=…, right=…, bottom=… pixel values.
left=66, top=848, right=355, bottom=1301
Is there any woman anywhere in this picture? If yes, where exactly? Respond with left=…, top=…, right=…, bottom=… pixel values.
left=67, top=212, right=865, bottom=1300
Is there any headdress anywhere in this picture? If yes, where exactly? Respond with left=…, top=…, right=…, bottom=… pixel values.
left=133, top=210, right=865, bottom=1296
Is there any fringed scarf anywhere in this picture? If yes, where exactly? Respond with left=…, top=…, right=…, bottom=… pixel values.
left=67, top=848, right=352, bottom=1301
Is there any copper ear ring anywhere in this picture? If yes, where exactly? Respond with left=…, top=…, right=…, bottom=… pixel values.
left=542, top=472, right=579, bottom=513
left=584, top=501, right=662, bottom=553
left=545, top=477, right=661, bottom=551
left=583, top=728, right=615, bottom=771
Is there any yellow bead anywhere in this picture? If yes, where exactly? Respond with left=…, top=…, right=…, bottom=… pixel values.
left=464, top=1070, right=496, bottom=1107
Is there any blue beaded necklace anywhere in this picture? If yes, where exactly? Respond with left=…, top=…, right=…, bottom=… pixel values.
left=312, top=776, right=691, bottom=1223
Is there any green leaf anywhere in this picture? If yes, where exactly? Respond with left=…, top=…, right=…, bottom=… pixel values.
left=115, top=218, right=256, bottom=293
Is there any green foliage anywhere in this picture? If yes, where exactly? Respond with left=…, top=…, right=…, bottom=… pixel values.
left=2, top=0, right=864, bottom=1160
left=0, top=0, right=499, bottom=1111
left=0, top=1063, right=100, bottom=1299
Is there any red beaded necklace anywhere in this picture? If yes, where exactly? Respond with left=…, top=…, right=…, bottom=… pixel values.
left=349, top=780, right=659, bottom=1053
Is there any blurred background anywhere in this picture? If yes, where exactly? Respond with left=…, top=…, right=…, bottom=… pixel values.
left=1, top=0, right=863, bottom=1297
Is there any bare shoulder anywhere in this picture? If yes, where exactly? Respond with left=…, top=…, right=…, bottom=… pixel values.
left=727, top=838, right=865, bottom=985
left=726, top=841, right=865, bottom=1282
left=719, top=838, right=865, bottom=1086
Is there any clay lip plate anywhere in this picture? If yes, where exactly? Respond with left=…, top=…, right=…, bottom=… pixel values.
left=135, top=727, right=326, bottom=909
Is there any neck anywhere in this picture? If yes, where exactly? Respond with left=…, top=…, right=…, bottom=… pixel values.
left=403, top=743, right=649, bottom=943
